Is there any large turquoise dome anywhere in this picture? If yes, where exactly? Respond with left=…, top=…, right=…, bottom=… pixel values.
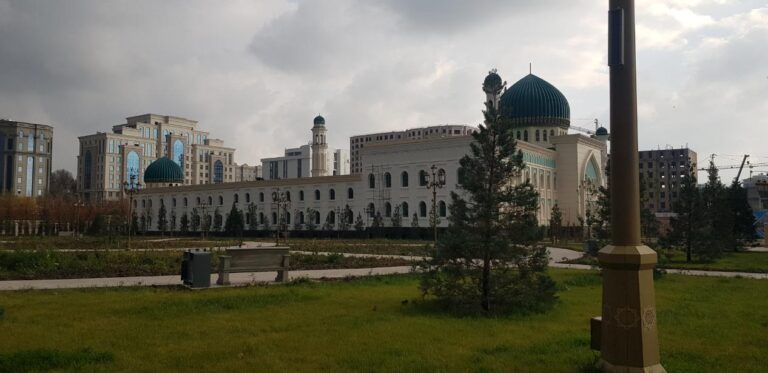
left=499, top=74, right=570, bottom=128
left=143, top=157, right=184, bottom=184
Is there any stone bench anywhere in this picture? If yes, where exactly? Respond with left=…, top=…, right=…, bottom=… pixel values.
left=216, top=247, right=290, bottom=285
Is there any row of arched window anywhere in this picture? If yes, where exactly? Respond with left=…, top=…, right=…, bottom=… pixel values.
left=368, top=169, right=443, bottom=189
left=141, top=187, right=355, bottom=209
left=363, top=201, right=447, bottom=218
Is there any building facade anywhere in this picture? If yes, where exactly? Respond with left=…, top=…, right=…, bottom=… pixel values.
left=0, top=119, right=54, bottom=197
left=638, top=148, right=698, bottom=213
left=133, top=71, right=608, bottom=232
left=76, top=114, right=236, bottom=202
left=234, top=163, right=262, bottom=182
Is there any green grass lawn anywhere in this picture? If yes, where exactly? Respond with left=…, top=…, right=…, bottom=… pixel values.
left=1, top=269, right=767, bottom=372
left=659, top=250, right=768, bottom=273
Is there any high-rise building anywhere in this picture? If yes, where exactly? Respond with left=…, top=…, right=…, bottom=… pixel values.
left=234, top=163, right=262, bottom=182
left=77, top=114, right=235, bottom=202
left=0, top=119, right=54, bottom=197
left=638, top=147, right=698, bottom=213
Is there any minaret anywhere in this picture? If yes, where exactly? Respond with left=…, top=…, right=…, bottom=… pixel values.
left=311, top=114, right=328, bottom=177
left=482, top=69, right=505, bottom=110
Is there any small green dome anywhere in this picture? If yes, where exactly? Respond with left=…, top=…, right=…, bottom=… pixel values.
left=143, top=157, right=184, bottom=184
left=483, top=71, right=503, bottom=93
left=596, top=126, right=608, bottom=136
left=499, top=74, right=570, bottom=128
left=313, top=115, right=325, bottom=127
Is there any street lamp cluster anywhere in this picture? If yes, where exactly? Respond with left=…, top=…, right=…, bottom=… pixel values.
left=271, top=188, right=291, bottom=245
left=425, top=165, right=446, bottom=249
left=122, top=174, right=142, bottom=249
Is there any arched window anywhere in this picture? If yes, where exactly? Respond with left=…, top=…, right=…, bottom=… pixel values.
left=314, top=189, right=320, bottom=200
left=299, top=211, right=305, bottom=224
left=543, top=131, right=548, bottom=142
left=183, top=198, right=188, bottom=207
left=208, top=196, right=213, bottom=205
left=285, top=212, right=291, bottom=225
left=368, top=174, right=375, bottom=189
left=367, top=203, right=375, bottom=218
left=259, top=192, right=264, bottom=202
left=329, top=211, right=336, bottom=225
left=314, top=211, right=321, bottom=224
left=535, top=130, right=540, bottom=142
left=172, top=198, right=177, bottom=207
left=142, top=200, right=146, bottom=208
left=285, top=191, right=291, bottom=201
left=419, top=170, right=428, bottom=186
left=439, top=201, right=447, bottom=217
left=329, top=189, right=336, bottom=200
left=245, top=193, right=250, bottom=203
left=245, top=213, right=250, bottom=225
left=259, top=212, right=264, bottom=224
left=218, top=196, right=223, bottom=205
left=401, top=171, right=409, bottom=187
left=272, top=212, right=277, bottom=225
left=524, top=130, right=529, bottom=142
left=234, top=194, right=239, bottom=203
left=213, top=160, right=224, bottom=184
left=83, top=150, right=93, bottom=189
left=299, top=190, right=304, bottom=201
left=196, top=197, right=201, bottom=205
left=385, top=202, right=392, bottom=217
left=516, top=131, right=521, bottom=140
left=126, top=150, right=139, bottom=187
left=173, top=139, right=184, bottom=168
left=419, top=201, right=427, bottom=217
left=550, top=129, right=554, bottom=137
left=148, top=200, right=153, bottom=208
left=347, top=188, right=354, bottom=199
left=384, top=172, right=392, bottom=188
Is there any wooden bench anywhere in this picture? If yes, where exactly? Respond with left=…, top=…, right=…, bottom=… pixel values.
left=216, top=247, right=290, bottom=285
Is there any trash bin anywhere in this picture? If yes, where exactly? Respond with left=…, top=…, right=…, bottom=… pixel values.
left=181, top=250, right=211, bottom=288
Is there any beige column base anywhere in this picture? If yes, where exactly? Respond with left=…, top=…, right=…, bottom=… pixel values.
left=598, top=245, right=664, bottom=372
left=599, top=360, right=667, bottom=373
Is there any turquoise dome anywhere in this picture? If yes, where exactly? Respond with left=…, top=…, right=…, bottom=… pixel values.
left=313, top=115, right=325, bottom=127
left=596, top=126, right=608, bottom=136
left=499, top=74, right=570, bottom=128
left=143, top=157, right=184, bottom=184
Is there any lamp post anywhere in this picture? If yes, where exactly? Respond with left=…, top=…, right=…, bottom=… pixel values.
left=425, top=165, right=446, bottom=250
left=597, top=1, right=665, bottom=371
left=73, top=200, right=85, bottom=239
left=198, top=203, right=210, bottom=239
left=122, top=175, right=142, bottom=250
left=271, top=188, right=291, bottom=246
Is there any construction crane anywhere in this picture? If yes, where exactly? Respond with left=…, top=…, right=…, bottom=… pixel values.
left=570, top=119, right=600, bottom=135
left=734, top=155, right=749, bottom=182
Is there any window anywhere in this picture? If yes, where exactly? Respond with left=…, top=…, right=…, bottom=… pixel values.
left=259, top=192, right=264, bottom=202
left=523, top=130, right=529, bottom=142
left=550, top=129, right=554, bottom=137
left=213, top=160, right=224, bottom=183
left=419, top=170, right=428, bottom=186
left=234, top=194, right=239, bottom=203
left=172, top=198, right=177, bottom=207
left=535, top=130, right=540, bottom=142
left=299, top=190, right=305, bottom=201
left=196, top=197, right=201, bottom=205
left=347, top=188, right=354, bottom=199
left=401, top=171, right=409, bottom=187
left=328, top=211, right=335, bottom=225
left=367, top=203, right=375, bottom=218
left=245, top=193, right=250, bottom=203
left=208, top=196, right=213, bottom=205
left=384, top=172, right=392, bottom=188
left=299, top=211, right=305, bottom=224
left=439, top=201, right=447, bottom=217
left=516, top=131, right=521, bottom=140
left=184, top=198, right=188, bottom=207
left=419, top=201, right=427, bottom=217
left=315, top=189, right=320, bottom=200
left=83, top=150, right=92, bottom=190
left=285, top=191, right=291, bottom=201
left=385, top=202, right=392, bottom=217
left=368, top=173, right=375, bottom=188
left=401, top=202, right=409, bottom=216
left=543, top=131, right=548, bottom=142
left=329, top=189, right=336, bottom=200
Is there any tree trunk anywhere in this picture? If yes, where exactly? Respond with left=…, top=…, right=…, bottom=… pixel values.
left=481, top=255, right=491, bottom=311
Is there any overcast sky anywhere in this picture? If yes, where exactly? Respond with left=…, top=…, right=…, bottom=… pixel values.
left=1, top=0, right=766, bottom=181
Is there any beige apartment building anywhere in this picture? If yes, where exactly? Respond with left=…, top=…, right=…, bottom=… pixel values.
left=77, top=114, right=235, bottom=202
left=0, top=119, right=54, bottom=197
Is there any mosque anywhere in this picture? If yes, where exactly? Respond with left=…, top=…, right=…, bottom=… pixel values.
left=133, top=71, right=608, bottom=232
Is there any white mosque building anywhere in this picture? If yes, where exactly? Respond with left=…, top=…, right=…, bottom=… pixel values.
left=133, top=71, right=608, bottom=232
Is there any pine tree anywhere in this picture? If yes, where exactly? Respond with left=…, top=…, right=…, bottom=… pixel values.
left=224, top=202, right=244, bottom=238
left=180, top=213, right=189, bottom=234
left=305, top=208, right=316, bottom=231
left=410, top=213, right=419, bottom=227
left=549, top=204, right=563, bottom=243
left=372, top=212, right=384, bottom=229
left=213, top=207, right=223, bottom=232
left=157, top=203, right=168, bottom=234
left=420, top=99, right=556, bottom=314
left=699, top=160, right=728, bottom=260
left=390, top=206, right=402, bottom=227
left=247, top=203, right=259, bottom=231
left=354, top=213, right=365, bottom=231
left=728, top=180, right=756, bottom=250
left=190, top=208, right=200, bottom=232
left=667, top=161, right=701, bottom=262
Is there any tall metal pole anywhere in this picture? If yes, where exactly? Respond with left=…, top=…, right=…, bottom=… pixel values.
left=598, top=1, right=665, bottom=371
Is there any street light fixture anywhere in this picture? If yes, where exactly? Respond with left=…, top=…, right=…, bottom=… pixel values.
left=425, top=165, right=446, bottom=251
left=271, top=188, right=291, bottom=246
left=72, top=199, right=85, bottom=239
left=122, top=174, right=142, bottom=250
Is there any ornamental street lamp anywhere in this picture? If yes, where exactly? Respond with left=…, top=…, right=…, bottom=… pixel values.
left=271, top=188, right=291, bottom=246
left=597, top=1, right=665, bottom=371
left=73, top=200, right=85, bottom=239
left=198, top=202, right=210, bottom=239
left=425, top=165, right=446, bottom=250
left=122, top=174, right=142, bottom=250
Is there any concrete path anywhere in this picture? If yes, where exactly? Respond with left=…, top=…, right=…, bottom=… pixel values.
left=0, top=266, right=413, bottom=291
left=747, top=247, right=768, bottom=253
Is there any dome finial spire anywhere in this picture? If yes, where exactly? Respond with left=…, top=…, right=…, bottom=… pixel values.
left=529, top=62, right=532, bottom=75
